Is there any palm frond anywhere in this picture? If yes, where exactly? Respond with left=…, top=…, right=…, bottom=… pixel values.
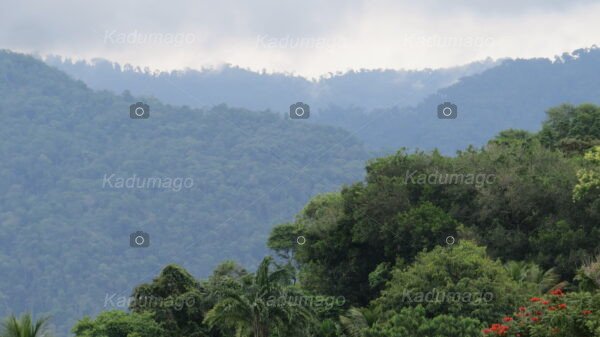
left=339, top=308, right=368, bottom=337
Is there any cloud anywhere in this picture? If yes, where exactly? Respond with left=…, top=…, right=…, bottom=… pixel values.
left=1, top=0, right=599, bottom=77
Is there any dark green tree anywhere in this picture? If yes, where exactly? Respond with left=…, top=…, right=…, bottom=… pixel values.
left=129, top=265, right=210, bottom=337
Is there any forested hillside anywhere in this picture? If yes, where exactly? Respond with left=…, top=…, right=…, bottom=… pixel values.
left=3, top=47, right=600, bottom=337
left=336, top=47, right=600, bottom=153
left=0, top=50, right=370, bottom=334
left=60, top=103, right=600, bottom=337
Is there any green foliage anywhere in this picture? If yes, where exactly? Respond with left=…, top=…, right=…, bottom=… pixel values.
left=528, top=220, right=590, bottom=277
left=129, top=265, right=210, bottom=337
left=539, top=104, right=600, bottom=154
left=575, top=254, right=600, bottom=292
left=367, top=262, right=393, bottom=294
left=375, top=241, right=522, bottom=323
left=365, top=306, right=482, bottom=337
left=315, top=319, right=342, bottom=337
left=382, top=202, right=460, bottom=263
left=574, top=146, right=600, bottom=201
left=71, top=311, right=165, bottom=337
left=338, top=308, right=369, bottom=337
left=267, top=223, right=303, bottom=261
left=204, top=257, right=316, bottom=337
left=504, top=261, right=561, bottom=294
left=489, top=129, right=536, bottom=147
left=269, top=110, right=600, bottom=307
left=0, top=313, right=52, bottom=337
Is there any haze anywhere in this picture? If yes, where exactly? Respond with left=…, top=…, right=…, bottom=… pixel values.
left=1, top=0, right=599, bottom=77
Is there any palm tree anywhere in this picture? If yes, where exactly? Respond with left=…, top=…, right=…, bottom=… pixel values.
left=504, top=261, right=562, bottom=293
left=204, top=257, right=315, bottom=337
left=0, top=313, right=52, bottom=337
left=576, top=254, right=600, bottom=291
left=339, top=308, right=369, bottom=337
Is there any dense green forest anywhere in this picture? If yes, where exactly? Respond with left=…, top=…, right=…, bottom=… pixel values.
left=0, top=50, right=370, bottom=334
left=3, top=103, right=595, bottom=337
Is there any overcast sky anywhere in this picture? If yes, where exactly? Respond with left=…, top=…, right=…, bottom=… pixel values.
left=1, top=0, right=599, bottom=77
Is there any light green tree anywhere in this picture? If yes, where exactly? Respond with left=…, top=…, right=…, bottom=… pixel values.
left=71, top=311, right=165, bottom=337
left=574, top=145, right=600, bottom=201
left=374, top=241, right=523, bottom=323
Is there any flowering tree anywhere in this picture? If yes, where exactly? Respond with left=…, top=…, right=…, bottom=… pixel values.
left=483, top=290, right=600, bottom=337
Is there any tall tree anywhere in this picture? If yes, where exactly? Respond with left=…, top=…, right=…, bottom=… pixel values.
left=130, top=265, right=209, bottom=337
left=204, top=257, right=315, bottom=337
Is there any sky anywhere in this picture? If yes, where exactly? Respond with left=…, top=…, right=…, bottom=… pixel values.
left=1, top=0, right=599, bottom=77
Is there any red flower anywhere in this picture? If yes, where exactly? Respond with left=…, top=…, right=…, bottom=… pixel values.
left=502, top=316, right=513, bottom=322
left=531, top=317, right=540, bottom=322
left=550, top=289, right=564, bottom=296
left=542, top=300, right=549, bottom=305
left=530, top=297, right=542, bottom=302
left=488, top=324, right=510, bottom=335
left=582, top=310, right=593, bottom=315
left=519, top=306, right=527, bottom=312
left=548, top=306, right=557, bottom=311
left=558, top=303, right=567, bottom=309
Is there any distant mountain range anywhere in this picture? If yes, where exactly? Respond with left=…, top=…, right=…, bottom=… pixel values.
left=45, top=47, right=600, bottom=154
left=44, top=55, right=499, bottom=112
left=347, top=47, right=600, bottom=153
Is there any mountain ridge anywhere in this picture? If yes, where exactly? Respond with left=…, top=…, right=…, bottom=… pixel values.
left=0, top=50, right=370, bottom=335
